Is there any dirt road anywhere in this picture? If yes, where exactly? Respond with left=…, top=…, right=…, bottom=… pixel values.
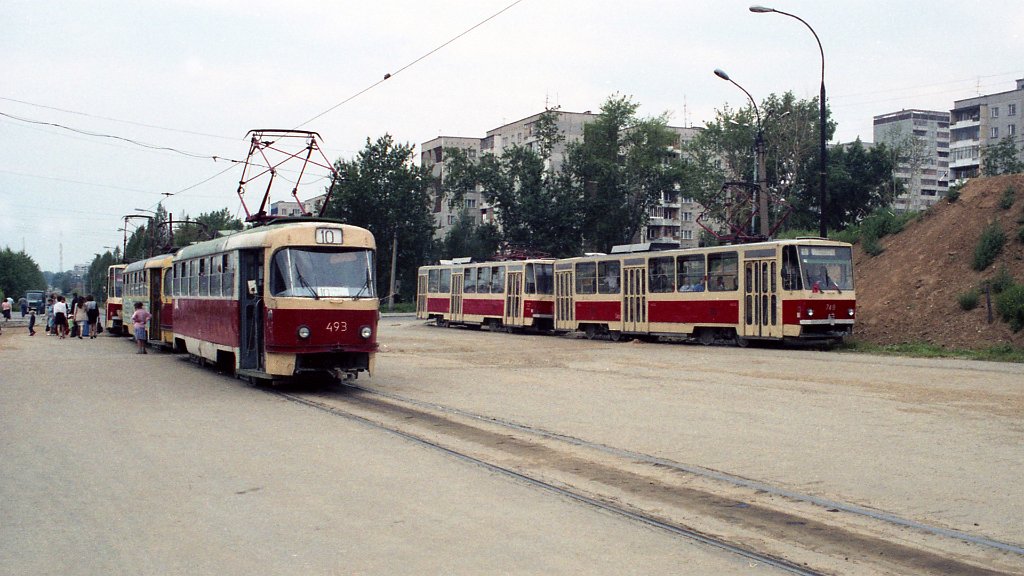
left=1, top=325, right=792, bottom=575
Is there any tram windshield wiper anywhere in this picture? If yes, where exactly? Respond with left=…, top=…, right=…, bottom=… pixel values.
left=353, top=268, right=372, bottom=299
left=296, top=268, right=319, bottom=300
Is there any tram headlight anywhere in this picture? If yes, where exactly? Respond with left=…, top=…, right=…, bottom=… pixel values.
left=297, top=325, right=311, bottom=339
left=807, top=308, right=815, bottom=317
left=359, top=325, right=373, bottom=339
left=848, top=308, right=855, bottom=317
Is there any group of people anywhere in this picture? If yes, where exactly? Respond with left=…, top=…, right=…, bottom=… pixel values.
left=43, top=294, right=101, bottom=339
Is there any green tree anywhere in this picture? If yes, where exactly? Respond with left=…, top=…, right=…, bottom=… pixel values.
left=825, top=139, right=898, bottom=230
left=441, top=108, right=582, bottom=258
left=323, top=134, right=435, bottom=301
left=0, top=248, right=46, bottom=300
left=684, top=92, right=837, bottom=234
left=982, top=136, right=1024, bottom=176
left=85, top=249, right=120, bottom=301
left=172, top=208, right=244, bottom=247
left=563, top=95, right=680, bottom=252
left=441, top=211, right=501, bottom=262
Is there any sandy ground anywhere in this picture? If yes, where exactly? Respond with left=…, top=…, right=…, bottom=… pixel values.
left=0, top=324, right=791, bottom=575
left=370, top=317, right=1024, bottom=549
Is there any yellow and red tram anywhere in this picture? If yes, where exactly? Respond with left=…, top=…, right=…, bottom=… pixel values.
left=105, top=264, right=126, bottom=334
left=171, top=219, right=379, bottom=382
left=418, top=239, right=856, bottom=346
left=122, top=254, right=174, bottom=344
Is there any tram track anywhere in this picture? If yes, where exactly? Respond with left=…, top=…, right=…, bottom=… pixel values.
left=272, top=383, right=1022, bottom=576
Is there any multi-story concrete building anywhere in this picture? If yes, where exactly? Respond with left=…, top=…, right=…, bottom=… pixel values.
left=950, top=78, right=1024, bottom=180
left=873, top=109, right=950, bottom=212
left=269, top=193, right=328, bottom=218
left=422, top=110, right=704, bottom=250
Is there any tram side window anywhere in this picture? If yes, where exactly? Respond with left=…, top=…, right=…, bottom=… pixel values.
left=648, top=256, right=674, bottom=293
left=464, top=268, right=477, bottom=293
left=782, top=246, right=803, bottom=290
left=428, top=269, right=440, bottom=293
left=677, top=255, right=706, bottom=292
left=222, top=255, right=234, bottom=297
left=477, top=266, right=491, bottom=294
left=491, top=266, right=505, bottom=293
left=439, top=269, right=451, bottom=293
left=598, top=261, right=621, bottom=294
left=708, top=252, right=738, bottom=291
left=210, top=256, right=222, bottom=297
left=535, top=263, right=553, bottom=295
left=163, top=269, right=172, bottom=298
left=576, top=262, right=597, bottom=294
left=199, top=258, right=209, bottom=296
left=190, top=260, right=199, bottom=296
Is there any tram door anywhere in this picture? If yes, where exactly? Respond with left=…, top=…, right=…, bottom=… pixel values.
left=742, top=258, right=781, bottom=339
left=554, top=265, right=574, bottom=331
left=239, top=249, right=265, bottom=372
left=450, top=272, right=464, bottom=323
left=504, top=271, right=523, bottom=327
left=149, top=269, right=162, bottom=341
left=416, top=274, right=427, bottom=318
left=622, top=265, right=648, bottom=334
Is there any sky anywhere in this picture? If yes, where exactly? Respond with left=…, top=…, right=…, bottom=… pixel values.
left=2, top=0, right=1022, bottom=273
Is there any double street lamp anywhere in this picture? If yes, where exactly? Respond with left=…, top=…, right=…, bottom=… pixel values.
left=750, top=5, right=828, bottom=238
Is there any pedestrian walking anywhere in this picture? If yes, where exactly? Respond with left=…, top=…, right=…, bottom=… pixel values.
left=85, top=295, right=100, bottom=339
left=18, top=296, right=28, bottom=317
left=131, top=301, right=151, bottom=354
left=45, top=297, right=54, bottom=335
left=73, top=296, right=89, bottom=338
left=52, top=296, right=69, bottom=339
left=28, top=310, right=36, bottom=336
left=1, top=298, right=10, bottom=322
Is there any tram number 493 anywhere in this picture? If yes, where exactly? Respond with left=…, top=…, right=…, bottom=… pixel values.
left=315, top=227, right=344, bottom=245
left=325, top=321, right=348, bottom=332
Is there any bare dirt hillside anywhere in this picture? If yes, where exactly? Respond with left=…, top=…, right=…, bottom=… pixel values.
left=853, top=173, right=1024, bottom=350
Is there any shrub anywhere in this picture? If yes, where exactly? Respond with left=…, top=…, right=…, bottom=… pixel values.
left=972, top=223, right=1006, bottom=271
left=999, top=185, right=1017, bottom=210
left=996, top=284, right=1024, bottom=332
left=990, top=266, right=1015, bottom=294
left=946, top=183, right=964, bottom=203
left=862, top=233, right=884, bottom=256
left=957, top=289, right=980, bottom=311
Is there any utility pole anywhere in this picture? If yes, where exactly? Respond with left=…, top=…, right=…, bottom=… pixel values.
left=388, top=232, right=398, bottom=312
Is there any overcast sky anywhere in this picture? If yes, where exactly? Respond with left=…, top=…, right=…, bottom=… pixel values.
left=2, top=0, right=1022, bottom=273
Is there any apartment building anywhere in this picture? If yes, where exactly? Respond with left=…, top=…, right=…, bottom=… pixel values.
left=950, top=78, right=1024, bottom=180
left=422, top=110, right=704, bottom=249
left=873, top=109, right=951, bottom=212
left=269, top=193, right=328, bottom=217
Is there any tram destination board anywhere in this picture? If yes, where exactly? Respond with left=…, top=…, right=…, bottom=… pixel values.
left=315, top=227, right=344, bottom=245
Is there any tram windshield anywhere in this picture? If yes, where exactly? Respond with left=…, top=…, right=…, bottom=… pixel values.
left=270, top=248, right=376, bottom=298
left=797, top=245, right=854, bottom=292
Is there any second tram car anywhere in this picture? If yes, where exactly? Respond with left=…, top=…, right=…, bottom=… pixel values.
left=417, top=259, right=555, bottom=331
left=123, top=254, right=175, bottom=346
left=171, top=219, right=379, bottom=382
left=418, top=238, right=856, bottom=345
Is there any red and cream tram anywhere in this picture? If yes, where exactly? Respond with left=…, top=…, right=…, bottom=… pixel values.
left=418, top=239, right=856, bottom=346
left=417, top=258, right=555, bottom=331
left=171, top=219, right=378, bottom=382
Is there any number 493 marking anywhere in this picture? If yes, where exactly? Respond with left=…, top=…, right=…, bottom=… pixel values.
left=325, top=321, right=348, bottom=332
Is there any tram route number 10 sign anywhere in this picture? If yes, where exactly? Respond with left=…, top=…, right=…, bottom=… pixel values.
left=315, top=228, right=344, bottom=245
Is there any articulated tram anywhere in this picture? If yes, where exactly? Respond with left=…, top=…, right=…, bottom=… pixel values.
left=170, top=218, right=379, bottom=382
left=418, top=238, right=856, bottom=346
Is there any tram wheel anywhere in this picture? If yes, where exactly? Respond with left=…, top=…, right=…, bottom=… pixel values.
left=608, top=330, right=622, bottom=342
left=584, top=325, right=598, bottom=340
left=735, top=336, right=750, bottom=348
left=697, top=329, right=715, bottom=346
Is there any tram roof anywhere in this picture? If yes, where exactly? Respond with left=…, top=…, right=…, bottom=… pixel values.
left=174, top=219, right=375, bottom=261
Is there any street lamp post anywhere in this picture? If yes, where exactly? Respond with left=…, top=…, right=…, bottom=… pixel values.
left=750, top=5, right=827, bottom=238
left=714, top=69, right=769, bottom=238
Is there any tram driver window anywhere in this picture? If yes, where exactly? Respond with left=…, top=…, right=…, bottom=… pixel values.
left=648, top=257, right=674, bottom=293
left=575, top=262, right=597, bottom=294
left=782, top=246, right=803, bottom=290
left=708, top=252, right=738, bottom=292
